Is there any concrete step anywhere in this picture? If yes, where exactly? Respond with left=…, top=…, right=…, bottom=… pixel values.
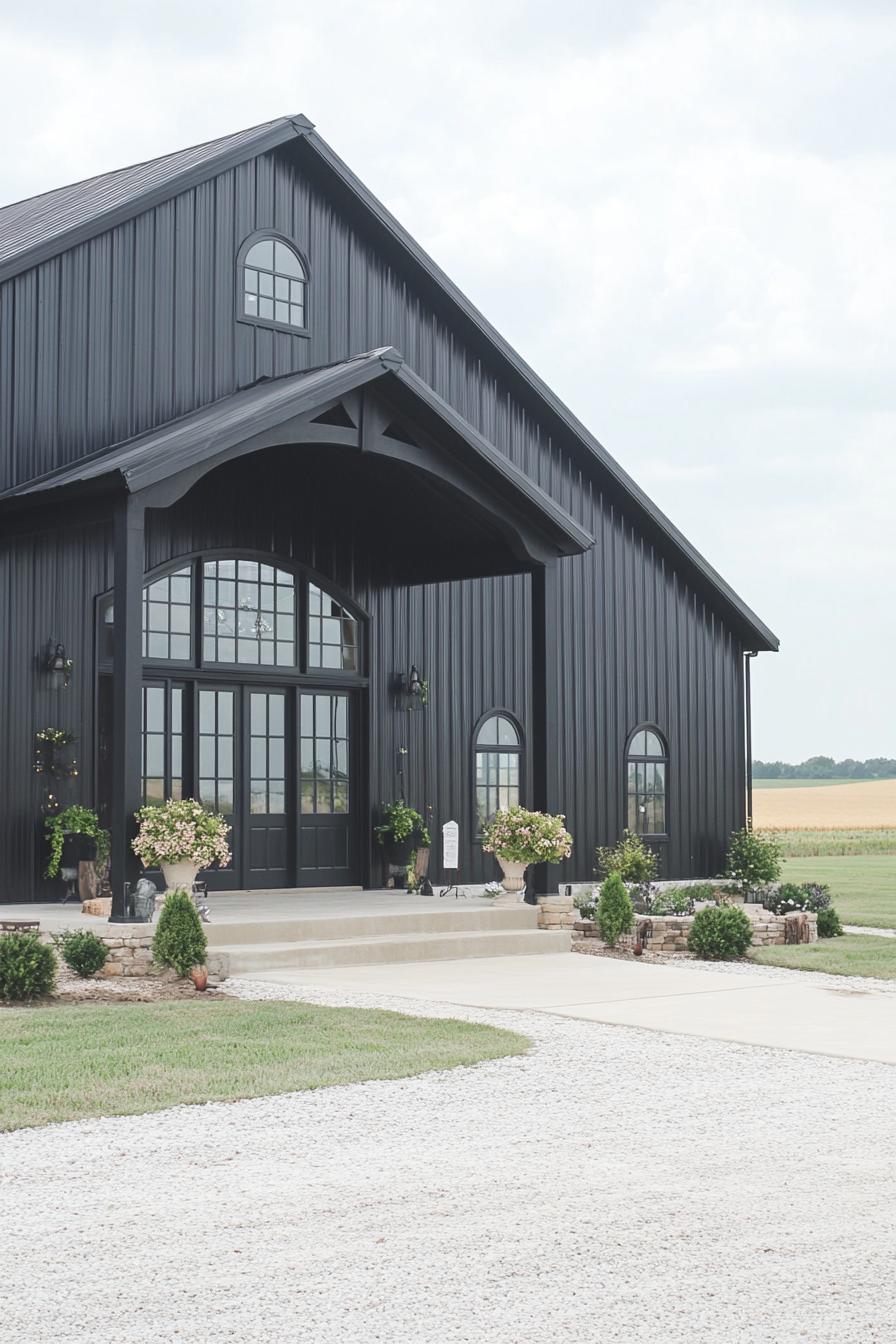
left=205, top=902, right=537, bottom=947
left=216, top=926, right=570, bottom=974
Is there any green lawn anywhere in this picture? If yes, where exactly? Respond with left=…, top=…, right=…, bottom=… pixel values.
left=749, top=933, right=896, bottom=980
left=782, top=854, right=896, bottom=927
left=0, top=999, right=530, bottom=1133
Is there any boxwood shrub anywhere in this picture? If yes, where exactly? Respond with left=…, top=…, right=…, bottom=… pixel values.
left=152, top=888, right=207, bottom=977
left=52, top=928, right=109, bottom=977
left=0, top=931, right=57, bottom=1001
left=687, top=905, right=753, bottom=961
left=816, top=907, right=844, bottom=938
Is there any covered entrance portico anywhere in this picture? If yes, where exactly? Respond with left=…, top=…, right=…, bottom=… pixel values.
left=5, top=346, right=591, bottom=916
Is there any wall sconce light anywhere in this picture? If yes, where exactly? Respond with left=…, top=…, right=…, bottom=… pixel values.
left=407, top=665, right=423, bottom=697
left=46, top=642, right=73, bottom=689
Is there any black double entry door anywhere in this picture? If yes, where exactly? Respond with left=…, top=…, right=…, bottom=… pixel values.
left=148, top=682, right=359, bottom=889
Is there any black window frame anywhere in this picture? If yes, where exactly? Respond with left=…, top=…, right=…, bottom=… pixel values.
left=625, top=724, right=669, bottom=840
left=236, top=230, right=311, bottom=338
left=473, top=709, right=525, bottom=835
left=97, top=551, right=367, bottom=684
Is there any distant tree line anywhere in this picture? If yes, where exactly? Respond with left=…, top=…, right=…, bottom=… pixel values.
left=753, top=756, right=896, bottom=780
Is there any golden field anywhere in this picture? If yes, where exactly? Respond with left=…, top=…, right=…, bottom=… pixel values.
left=753, top=778, right=896, bottom=830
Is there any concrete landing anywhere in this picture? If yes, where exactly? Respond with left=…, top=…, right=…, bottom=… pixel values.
left=244, top=953, right=896, bottom=1065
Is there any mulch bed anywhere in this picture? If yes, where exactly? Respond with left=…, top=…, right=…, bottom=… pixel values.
left=572, top=941, right=697, bottom=966
left=2, top=964, right=228, bottom=1008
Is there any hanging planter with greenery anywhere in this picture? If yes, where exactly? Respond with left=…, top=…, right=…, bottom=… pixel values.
left=45, top=805, right=110, bottom=879
left=374, top=801, right=431, bottom=866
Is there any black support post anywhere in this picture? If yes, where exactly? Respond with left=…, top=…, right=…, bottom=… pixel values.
left=109, top=494, right=145, bottom=921
left=530, top=560, right=562, bottom=900
left=744, top=651, right=756, bottom=828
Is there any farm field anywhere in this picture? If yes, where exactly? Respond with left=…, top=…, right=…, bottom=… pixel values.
left=752, top=777, right=896, bottom=829
left=753, top=777, right=865, bottom=789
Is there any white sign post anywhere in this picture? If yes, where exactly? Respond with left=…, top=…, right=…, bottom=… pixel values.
left=440, top=820, right=460, bottom=899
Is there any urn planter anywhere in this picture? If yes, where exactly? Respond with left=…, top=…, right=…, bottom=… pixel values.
left=160, top=862, right=200, bottom=895
left=495, top=859, right=528, bottom=903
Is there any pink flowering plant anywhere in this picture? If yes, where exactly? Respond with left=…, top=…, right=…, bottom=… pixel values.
left=482, top=806, right=573, bottom=865
left=132, top=798, right=231, bottom=870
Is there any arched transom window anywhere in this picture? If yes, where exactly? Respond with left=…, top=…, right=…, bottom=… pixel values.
left=626, top=727, right=668, bottom=836
left=100, top=557, right=359, bottom=674
left=475, top=713, right=523, bottom=828
left=242, top=236, right=307, bottom=331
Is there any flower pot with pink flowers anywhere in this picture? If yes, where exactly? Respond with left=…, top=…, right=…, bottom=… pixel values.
left=481, top=806, right=573, bottom=903
left=132, top=798, right=232, bottom=897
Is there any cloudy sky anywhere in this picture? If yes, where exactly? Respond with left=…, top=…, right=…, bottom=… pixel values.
left=2, top=0, right=893, bottom=761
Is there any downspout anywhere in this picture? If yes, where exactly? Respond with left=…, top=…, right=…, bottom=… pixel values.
left=744, top=651, right=758, bottom=826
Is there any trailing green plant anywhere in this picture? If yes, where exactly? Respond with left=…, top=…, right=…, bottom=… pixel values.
left=374, top=801, right=431, bottom=848
left=816, top=907, right=844, bottom=938
left=763, top=882, right=832, bottom=915
left=0, top=931, right=57, bottom=1001
left=687, top=905, right=753, bottom=961
left=596, top=872, right=635, bottom=947
left=152, top=889, right=208, bottom=978
left=44, top=804, right=110, bottom=878
left=482, top=807, right=573, bottom=865
left=725, top=825, right=782, bottom=896
left=51, top=928, right=109, bottom=977
left=595, top=830, right=658, bottom=886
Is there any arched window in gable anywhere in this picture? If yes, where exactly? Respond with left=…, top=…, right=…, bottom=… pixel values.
left=240, top=235, right=308, bottom=332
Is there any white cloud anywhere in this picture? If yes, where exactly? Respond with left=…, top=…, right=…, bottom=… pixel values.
left=0, top=0, right=893, bottom=758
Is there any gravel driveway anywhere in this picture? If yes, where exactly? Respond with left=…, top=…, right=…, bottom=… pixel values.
left=2, top=980, right=894, bottom=1344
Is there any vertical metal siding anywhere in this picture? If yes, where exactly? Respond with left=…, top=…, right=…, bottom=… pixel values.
left=0, top=141, right=749, bottom=896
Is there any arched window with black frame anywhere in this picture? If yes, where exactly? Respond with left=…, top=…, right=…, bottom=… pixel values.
left=238, top=233, right=309, bottom=334
left=474, top=712, right=524, bottom=830
left=626, top=726, right=668, bottom=837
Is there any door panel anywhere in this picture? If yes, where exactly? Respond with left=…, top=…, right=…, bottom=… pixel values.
left=297, top=691, right=355, bottom=886
left=196, top=687, right=238, bottom=889
left=245, top=689, right=289, bottom=887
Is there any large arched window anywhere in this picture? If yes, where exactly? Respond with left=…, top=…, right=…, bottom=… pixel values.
left=475, top=712, right=523, bottom=829
left=626, top=726, right=668, bottom=836
left=99, top=556, right=360, bottom=674
left=240, top=234, right=308, bottom=332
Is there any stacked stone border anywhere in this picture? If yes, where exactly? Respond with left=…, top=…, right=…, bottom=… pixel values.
left=40, top=928, right=228, bottom=981
left=538, top=895, right=817, bottom=951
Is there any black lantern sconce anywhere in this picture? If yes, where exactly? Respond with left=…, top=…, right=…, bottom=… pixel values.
left=46, top=642, right=73, bottom=689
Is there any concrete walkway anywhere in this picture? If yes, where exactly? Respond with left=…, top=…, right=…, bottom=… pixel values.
left=248, top=952, right=896, bottom=1065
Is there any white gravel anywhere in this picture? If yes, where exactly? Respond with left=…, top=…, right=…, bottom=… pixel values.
left=2, top=979, right=895, bottom=1344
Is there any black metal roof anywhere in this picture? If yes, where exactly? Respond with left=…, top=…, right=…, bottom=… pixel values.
left=0, top=115, right=778, bottom=651
left=0, top=347, right=594, bottom=559
left=0, top=115, right=310, bottom=276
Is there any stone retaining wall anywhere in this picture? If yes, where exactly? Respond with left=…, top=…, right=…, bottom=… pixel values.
left=40, top=928, right=228, bottom=980
left=572, top=905, right=818, bottom=952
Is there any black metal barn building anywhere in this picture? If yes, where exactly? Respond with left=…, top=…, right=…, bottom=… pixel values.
left=0, top=115, right=777, bottom=909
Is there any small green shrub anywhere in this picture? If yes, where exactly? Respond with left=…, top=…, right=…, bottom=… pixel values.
left=816, top=907, right=844, bottom=938
left=687, top=905, right=753, bottom=961
left=0, top=932, right=57, bottom=1001
left=725, top=826, right=781, bottom=896
left=573, top=889, right=599, bottom=920
left=596, top=872, right=635, bottom=947
left=595, top=830, right=657, bottom=886
left=52, top=929, right=109, bottom=977
left=764, top=881, right=832, bottom=915
left=152, top=889, right=207, bottom=977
